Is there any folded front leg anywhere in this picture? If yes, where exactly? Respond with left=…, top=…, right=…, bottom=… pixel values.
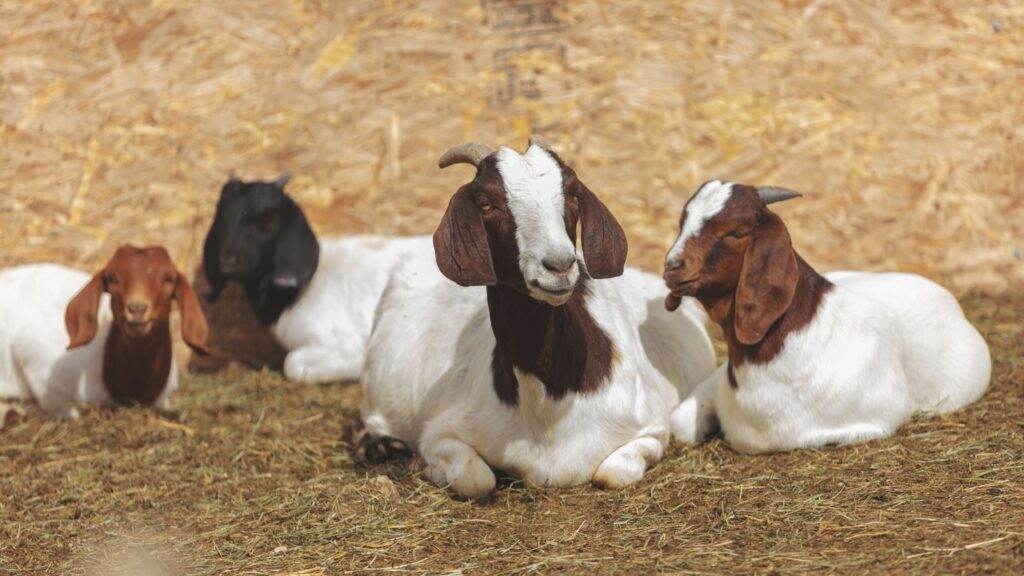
left=420, top=436, right=496, bottom=499
left=283, top=345, right=363, bottom=384
left=671, top=365, right=722, bottom=445
left=592, top=435, right=666, bottom=489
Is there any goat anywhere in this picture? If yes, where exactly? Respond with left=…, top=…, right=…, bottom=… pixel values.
left=201, top=174, right=432, bottom=383
left=359, top=137, right=717, bottom=498
left=663, top=180, right=992, bottom=453
left=0, top=245, right=209, bottom=417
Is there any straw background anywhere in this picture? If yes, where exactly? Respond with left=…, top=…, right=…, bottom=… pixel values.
left=2, top=0, right=1022, bottom=293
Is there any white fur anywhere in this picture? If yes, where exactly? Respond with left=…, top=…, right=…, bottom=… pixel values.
left=672, top=271, right=992, bottom=453
left=665, top=180, right=733, bottom=267
left=496, top=146, right=580, bottom=305
left=361, top=259, right=717, bottom=497
left=0, top=264, right=178, bottom=416
left=272, top=235, right=433, bottom=383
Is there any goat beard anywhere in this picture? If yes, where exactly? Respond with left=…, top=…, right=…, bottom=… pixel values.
left=665, top=291, right=682, bottom=311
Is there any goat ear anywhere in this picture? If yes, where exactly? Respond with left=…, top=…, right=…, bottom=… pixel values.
left=577, top=182, right=627, bottom=279
left=433, top=185, right=496, bottom=286
left=734, top=211, right=799, bottom=345
left=174, top=272, right=210, bottom=355
left=201, top=208, right=225, bottom=302
left=272, top=202, right=319, bottom=289
left=65, top=271, right=105, bottom=350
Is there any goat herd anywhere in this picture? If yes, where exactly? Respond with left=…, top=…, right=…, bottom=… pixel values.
left=0, top=136, right=991, bottom=498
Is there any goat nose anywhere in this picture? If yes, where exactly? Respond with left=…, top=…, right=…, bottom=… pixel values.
left=665, top=258, right=685, bottom=272
left=127, top=302, right=148, bottom=315
left=542, top=254, right=577, bottom=274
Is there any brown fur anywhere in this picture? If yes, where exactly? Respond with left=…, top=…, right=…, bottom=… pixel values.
left=434, top=148, right=625, bottom=405
left=664, top=184, right=832, bottom=369
left=488, top=280, right=614, bottom=405
left=64, top=245, right=209, bottom=406
left=187, top=270, right=286, bottom=373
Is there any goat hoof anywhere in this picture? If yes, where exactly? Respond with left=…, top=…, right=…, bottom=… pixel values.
left=353, top=430, right=411, bottom=464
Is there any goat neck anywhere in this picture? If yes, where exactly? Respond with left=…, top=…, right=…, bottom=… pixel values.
left=241, top=275, right=304, bottom=325
left=103, top=318, right=173, bottom=405
left=486, top=279, right=614, bottom=406
left=704, top=254, right=831, bottom=372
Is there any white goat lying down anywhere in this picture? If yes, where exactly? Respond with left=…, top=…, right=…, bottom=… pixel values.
left=0, top=245, right=209, bottom=418
left=664, top=181, right=992, bottom=453
left=201, top=174, right=430, bottom=383
left=360, top=137, right=716, bottom=497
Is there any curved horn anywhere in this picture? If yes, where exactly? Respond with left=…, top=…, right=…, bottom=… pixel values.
left=757, top=186, right=803, bottom=205
left=528, top=134, right=551, bottom=150
left=438, top=142, right=496, bottom=169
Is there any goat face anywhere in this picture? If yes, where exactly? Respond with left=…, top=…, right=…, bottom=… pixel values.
left=65, top=245, right=209, bottom=352
left=434, top=140, right=627, bottom=306
left=663, top=180, right=803, bottom=344
left=202, top=174, right=319, bottom=300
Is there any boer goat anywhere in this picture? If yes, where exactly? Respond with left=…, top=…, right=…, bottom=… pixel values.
left=202, top=174, right=431, bottom=383
left=664, top=181, right=991, bottom=453
left=0, top=245, right=209, bottom=417
left=359, top=137, right=717, bottom=498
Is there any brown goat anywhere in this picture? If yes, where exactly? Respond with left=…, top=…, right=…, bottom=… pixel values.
left=65, top=245, right=209, bottom=407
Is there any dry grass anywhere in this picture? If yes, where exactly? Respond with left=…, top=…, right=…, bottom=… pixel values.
left=1, top=294, right=1021, bottom=575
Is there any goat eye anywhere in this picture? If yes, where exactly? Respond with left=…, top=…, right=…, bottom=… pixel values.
left=726, top=230, right=748, bottom=240
left=475, top=196, right=493, bottom=213
left=163, top=275, right=175, bottom=285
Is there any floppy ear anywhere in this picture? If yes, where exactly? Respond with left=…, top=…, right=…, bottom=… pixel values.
left=174, top=272, right=210, bottom=355
left=65, top=271, right=106, bottom=349
left=433, top=185, right=496, bottom=286
left=734, top=210, right=799, bottom=345
left=201, top=208, right=225, bottom=301
left=577, top=182, right=627, bottom=279
left=272, top=201, right=320, bottom=289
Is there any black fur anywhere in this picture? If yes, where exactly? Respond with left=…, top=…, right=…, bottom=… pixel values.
left=201, top=175, right=320, bottom=324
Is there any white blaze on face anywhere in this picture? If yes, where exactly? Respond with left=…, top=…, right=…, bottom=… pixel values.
left=495, top=145, right=580, bottom=304
left=665, top=180, right=736, bottom=266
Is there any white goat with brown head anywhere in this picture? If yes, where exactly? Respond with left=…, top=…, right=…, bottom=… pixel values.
left=664, top=180, right=991, bottom=453
left=359, top=137, right=716, bottom=498
left=0, top=245, right=209, bottom=418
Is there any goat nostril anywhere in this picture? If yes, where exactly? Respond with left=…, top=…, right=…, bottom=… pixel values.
left=127, top=302, right=148, bottom=315
left=542, top=255, right=577, bottom=274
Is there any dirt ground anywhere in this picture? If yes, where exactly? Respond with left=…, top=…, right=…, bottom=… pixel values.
left=1, top=294, right=1020, bottom=575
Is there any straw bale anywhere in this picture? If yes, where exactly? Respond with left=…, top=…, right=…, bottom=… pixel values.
left=1, top=0, right=1021, bottom=292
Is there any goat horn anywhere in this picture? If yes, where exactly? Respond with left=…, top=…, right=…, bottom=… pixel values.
left=756, top=186, right=803, bottom=205
left=528, top=135, right=551, bottom=150
left=438, top=142, right=496, bottom=169
left=274, top=172, right=293, bottom=189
